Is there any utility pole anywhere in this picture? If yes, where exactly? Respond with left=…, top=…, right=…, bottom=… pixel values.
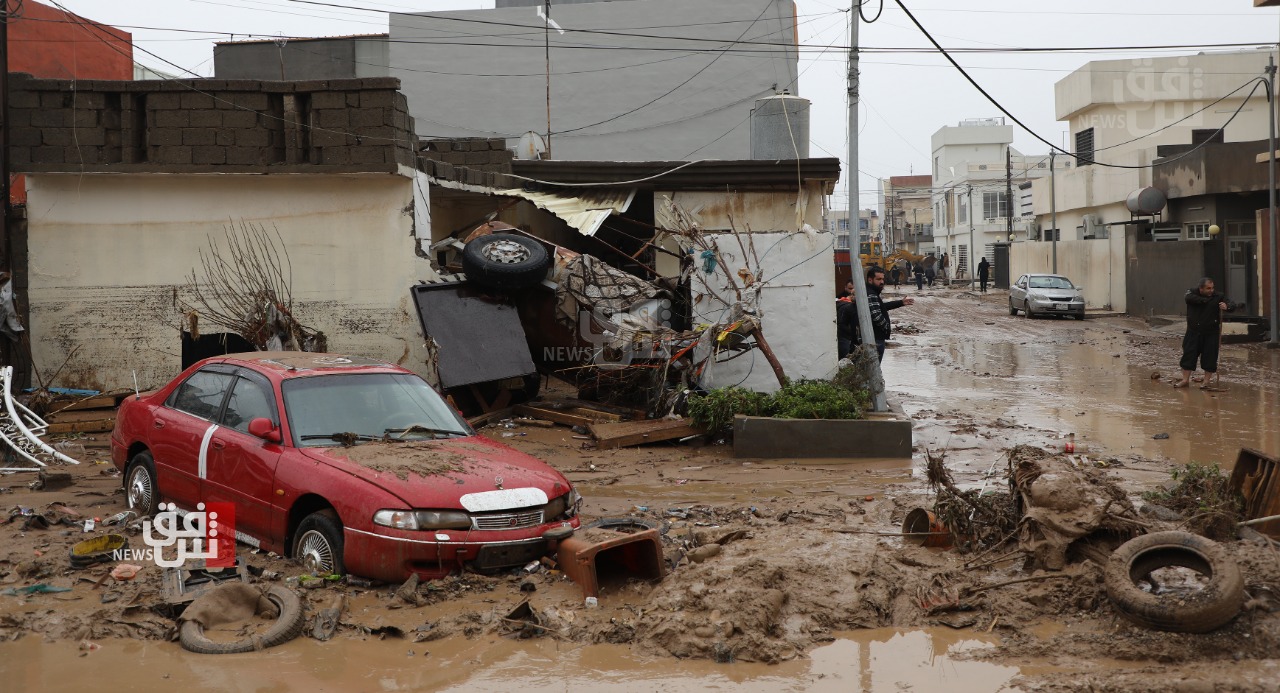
left=1006, top=146, right=1014, bottom=242
left=1268, top=54, right=1278, bottom=347
left=1, top=0, right=10, bottom=275
left=544, top=0, right=552, bottom=159
left=1050, top=149, right=1058, bottom=273
left=912, top=208, right=919, bottom=254
left=846, top=1, right=886, bottom=412
left=967, top=185, right=975, bottom=289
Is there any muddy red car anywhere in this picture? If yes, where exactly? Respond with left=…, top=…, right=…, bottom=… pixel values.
left=110, top=352, right=580, bottom=582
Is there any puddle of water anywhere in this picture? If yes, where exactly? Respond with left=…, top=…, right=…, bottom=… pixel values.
left=0, top=628, right=1024, bottom=693
left=890, top=336, right=1280, bottom=467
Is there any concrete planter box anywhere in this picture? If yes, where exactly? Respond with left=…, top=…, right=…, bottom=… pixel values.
left=731, top=413, right=912, bottom=459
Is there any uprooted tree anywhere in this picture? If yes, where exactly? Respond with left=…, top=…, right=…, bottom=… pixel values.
left=182, top=221, right=326, bottom=352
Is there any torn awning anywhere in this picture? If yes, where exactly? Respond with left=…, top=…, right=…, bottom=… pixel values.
left=492, top=187, right=635, bottom=237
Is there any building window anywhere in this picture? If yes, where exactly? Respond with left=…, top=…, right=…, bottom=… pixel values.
left=958, top=198, right=967, bottom=224
left=1185, top=222, right=1211, bottom=241
left=859, top=219, right=869, bottom=231
left=982, top=192, right=1008, bottom=220
left=934, top=156, right=940, bottom=178
left=1075, top=128, right=1095, bottom=165
left=836, top=234, right=850, bottom=250
left=838, top=218, right=849, bottom=232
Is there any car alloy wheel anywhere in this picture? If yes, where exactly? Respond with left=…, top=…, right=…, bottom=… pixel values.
left=297, top=530, right=335, bottom=574
left=294, top=511, right=345, bottom=576
left=125, top=451, right=160, bottom=516
left=482, top=238, right=532, bottom=265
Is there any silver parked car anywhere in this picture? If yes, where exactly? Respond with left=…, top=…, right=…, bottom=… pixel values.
left=1009, top=274, right=1085, bottom=319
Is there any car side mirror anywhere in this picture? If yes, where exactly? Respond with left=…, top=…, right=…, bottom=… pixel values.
left=248, top=417, right=282, bottom=443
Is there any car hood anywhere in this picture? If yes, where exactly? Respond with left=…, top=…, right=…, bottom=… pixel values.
left=298, top=436, right=573, bottom=509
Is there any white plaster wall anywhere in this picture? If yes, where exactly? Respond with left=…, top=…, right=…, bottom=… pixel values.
left=1009, top=231, right=1127, bottom=312
left=24, top=173, right=437, bottom=390
left=691, top=229, right=836, bottom=393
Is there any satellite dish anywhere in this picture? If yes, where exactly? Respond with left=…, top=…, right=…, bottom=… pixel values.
left=516, top=131, right=547, bottom=160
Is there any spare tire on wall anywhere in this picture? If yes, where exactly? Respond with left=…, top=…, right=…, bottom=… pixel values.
left=462, top=233, right=551, bottom=290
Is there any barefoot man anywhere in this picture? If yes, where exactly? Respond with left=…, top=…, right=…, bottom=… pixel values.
left=1174, top=277, right=1235, bottom=389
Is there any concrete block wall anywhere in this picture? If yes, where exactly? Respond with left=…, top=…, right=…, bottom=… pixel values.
left=8, top=73, right=418, bottom=172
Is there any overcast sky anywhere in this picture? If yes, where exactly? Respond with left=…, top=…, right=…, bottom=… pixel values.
left=49, top=0, right=1280, bottom=211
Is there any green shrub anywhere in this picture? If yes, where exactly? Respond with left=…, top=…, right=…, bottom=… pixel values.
left=1141, top=462, right=1243, bottom=540
left=687, top=386, right=770, bottom=435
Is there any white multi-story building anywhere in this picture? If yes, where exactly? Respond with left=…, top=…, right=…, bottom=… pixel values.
left=930, top=118, right=1053, bottom=277
left=1031, top=50, right=1277, bottom=240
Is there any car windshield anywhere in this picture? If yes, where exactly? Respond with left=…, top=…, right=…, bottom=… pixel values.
left=1029, top=276, right=1074, bottom=290
left=282, top=373, right=471, bottom=447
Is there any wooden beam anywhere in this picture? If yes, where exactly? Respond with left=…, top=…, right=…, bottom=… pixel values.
left=46, top=419, right=115, bottom=434
left=588, top=419, right=704, bottom=450
left=512, top=404, right=595, bottom=428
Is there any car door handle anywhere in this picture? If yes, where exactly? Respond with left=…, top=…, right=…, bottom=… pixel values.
left=211, top=440, right=225, bottom=450
left=153, top=420, right=165, bottom=429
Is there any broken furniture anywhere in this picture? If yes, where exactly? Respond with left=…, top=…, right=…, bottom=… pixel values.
left=1229, top=447, right=1280, bottom=539
left=0, top=366, right=80, bottom=472
left=556, top=520, right=665, bottom=599
left=411, top=281, right=540, bottom=415
left=162, top=560, right=251, bottom=612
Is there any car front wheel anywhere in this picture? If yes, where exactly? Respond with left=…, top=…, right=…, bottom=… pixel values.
left=1009, top=298, right=1018, bottom=315
left=294, top=511, right=345, bottom=576
left=1024, top=300, right=1035, bottom=318
left=125, top=451, right=160, bottom=517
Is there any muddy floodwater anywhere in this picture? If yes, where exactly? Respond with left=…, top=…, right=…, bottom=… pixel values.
left=4, top=289, right=1279, bottom=692
left=2, top=628, right=1030, bottom=692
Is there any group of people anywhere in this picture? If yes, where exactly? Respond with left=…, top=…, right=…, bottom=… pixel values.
left=836, top=266, right=916, bottom=362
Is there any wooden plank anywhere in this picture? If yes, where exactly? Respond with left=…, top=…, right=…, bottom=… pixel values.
left=47, top=410, right=120, bottom=424
left=46, top=419, right=115, bottom=434
left=467, top=407, right=513, bottom=429
left=50, top=395, right=121, bottom=413
left=512, top=404, right=594, bottom=428
left=588, top=419, right=704, bottom=450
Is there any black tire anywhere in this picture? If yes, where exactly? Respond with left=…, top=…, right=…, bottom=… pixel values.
left=125, top=451, right=160, bottom=517
left=1024, top=300, right=1035, bottom=319
left=1104, top=531, right=1244, bottom=633
left=293, top=510, right=345, bottom=576
left=1008, top=299, right=1018, bottom=316
left=178, top=585, right=305, bottom=654
left=461, top=233, right=550, bottom=290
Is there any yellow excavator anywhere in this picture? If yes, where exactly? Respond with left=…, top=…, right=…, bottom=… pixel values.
left=858, top=241, right=930, bottom=270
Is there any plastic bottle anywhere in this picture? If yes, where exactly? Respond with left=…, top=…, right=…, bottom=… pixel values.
left=1064, top=433, right=1076, bottom=454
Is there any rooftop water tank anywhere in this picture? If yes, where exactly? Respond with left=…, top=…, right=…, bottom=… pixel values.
left=750, top=92, right=810, bottom=160
left=1126, top=187, right=1167, bottom=215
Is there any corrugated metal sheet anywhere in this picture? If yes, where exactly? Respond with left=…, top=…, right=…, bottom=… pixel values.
left=493, top=188, right=635, bottom=237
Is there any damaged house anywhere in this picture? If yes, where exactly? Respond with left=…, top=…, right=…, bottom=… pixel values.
left=9, top=73, right=840, bottom=409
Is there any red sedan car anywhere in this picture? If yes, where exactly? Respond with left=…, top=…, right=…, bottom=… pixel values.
left=111, top=352, right=580, bottom=582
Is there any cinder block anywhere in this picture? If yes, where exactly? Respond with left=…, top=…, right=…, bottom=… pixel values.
left=147, top=128, right=183, bottom=146
left=192, top=146, right=227, bottom=164
left=310, top=128, right=350, bottom=147
left=222, top=110, right=259, bottom=128
left=319, top=146, right=353, bottom=165
left=31, top=146, right=65, bottom=163
left=359, top=91, right=397, bottom=109
left=71, top=110, right=99, bottom=128
left=66, top=146, right=103, bottom=164
left=235, top=129, right=272, bottom=147
left=351, top=108, right=384, bottom=128
left=216, top=130, right=235, bottom=146
left=360, top=77, right=401, bottom=90
left=11, top=127, right=42, bottom=147
left=155, top=110, right=190, bottom=127
left=182, top=129, right=216, bottom=146
left=310, top=92, right=347, bottom=109
left=219, top=93, right=270, bottom=111
left=464, top=151, right=489, bottom=165
left=7, top=109, right=31, bottom=127
left=40, top=92, right=71, bottom=108
left=10, top=147, right=31, bottom=165
left=315, top=109, right=349, bottom=129
left=147, top=92, right=181, bottom=110
left=71, top=91, right=106, bottom=109
left=350, top=146, right=387, bottom=164
left=10, top=90, right=39, bottom=109
left=152, top=145, right=193, bottom=165
left=179, top=92, right=216, bottom=109
left=225, top=146, right=265, bottom=166
left=189, top=110, right=223, bottom=127
left=292, top=80, right=330, bottom=92
left=31, top=110, right=70, bottom=128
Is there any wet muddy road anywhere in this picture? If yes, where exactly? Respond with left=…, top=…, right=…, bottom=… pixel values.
left=3, top=286, right=1279, bottom=692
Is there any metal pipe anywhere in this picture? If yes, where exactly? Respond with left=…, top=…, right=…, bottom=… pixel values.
left=1050, top=149, right=1058, bottom=274
left=847, top=2, right=887, bottom=412
left=1269, top=55, right=1279, bottom=347
left=968, top=185, right=975, bottom=289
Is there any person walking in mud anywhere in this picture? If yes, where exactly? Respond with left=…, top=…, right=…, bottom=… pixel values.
left=977, top=257, right=990, bottom=293
left=913, top=262, right=925, bottom=291
left=1173, top=277, right=1236, bottom=389
left=857, top=266, right=914, bottom=361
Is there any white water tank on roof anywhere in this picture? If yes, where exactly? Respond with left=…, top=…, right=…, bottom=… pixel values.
left=1126, top=187, right=1166, bottom=215
left=750, top=93, right=810, bottom=160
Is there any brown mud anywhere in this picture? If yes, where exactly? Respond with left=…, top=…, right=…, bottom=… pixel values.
left=2, top=287, right=1279, bottom=691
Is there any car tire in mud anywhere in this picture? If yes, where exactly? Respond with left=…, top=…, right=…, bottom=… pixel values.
left=1103, top=531, right=1244, bottom=633
left=294, top=510, right=346, bottom=577
left=178, top=585, right=305, bottom=654
left=1024, top=301, right=1035, bottom=319
left=125, top=451, right=160, bottom=517
left=461, top=233, right=550, bottom=290
left=1008, top=299, right=1018, bottom=316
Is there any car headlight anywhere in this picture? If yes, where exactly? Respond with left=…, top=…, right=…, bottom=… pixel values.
left=543, top=488, right=581, bottom=520
left=373, top=509, right=472, bottom=530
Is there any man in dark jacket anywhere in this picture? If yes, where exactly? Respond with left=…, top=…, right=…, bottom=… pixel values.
left=977, top=257, right=991, bottom=292
left=855, top=266, right=914, bottom=361
left=836, top=294, right=856, bottom=359
left=1174, top=277, right=1235, bottom=389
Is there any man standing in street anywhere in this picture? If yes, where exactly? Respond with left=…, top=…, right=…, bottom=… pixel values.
left=977, top=257, right=990, bottom=293
left=857, top=266, right=915, bottom=361
left=1174, top=277, right=1235, bottom=389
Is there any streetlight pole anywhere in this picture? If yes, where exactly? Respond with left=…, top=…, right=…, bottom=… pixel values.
left=846, top=1, right=887, bottom=411
left=967, top=185, right=975, bottom=289
left=1050, top=149, right=1058, bottom=274
left=1268, top=55, right=1278, bottom=347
